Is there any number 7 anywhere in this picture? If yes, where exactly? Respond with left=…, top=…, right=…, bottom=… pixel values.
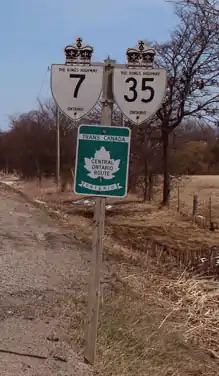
left=69, top=74, right=86, bottom=98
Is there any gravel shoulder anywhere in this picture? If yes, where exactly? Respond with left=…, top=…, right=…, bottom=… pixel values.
left=0, top=186, right=92, bottom=375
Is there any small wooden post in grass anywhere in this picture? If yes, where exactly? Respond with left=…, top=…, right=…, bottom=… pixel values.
left=209, top=196, right=212, bottom=224
left=192, top=194, right=198, bottom=218
left=177, top=185, right=180, bottom=212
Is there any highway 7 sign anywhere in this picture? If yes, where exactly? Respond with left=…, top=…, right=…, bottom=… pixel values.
left=113, top=67, right=167, bottom=125
left=51, top=64, right=103, bottom=121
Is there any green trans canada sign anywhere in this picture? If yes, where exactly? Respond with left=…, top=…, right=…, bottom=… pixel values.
left=74, top=125, right=131, bottom=198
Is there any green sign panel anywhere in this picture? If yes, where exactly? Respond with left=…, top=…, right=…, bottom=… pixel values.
left=74, top=125, right=131, bottom=197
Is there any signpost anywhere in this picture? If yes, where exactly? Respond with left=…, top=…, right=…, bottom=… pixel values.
left=74, top=125, right=130, bottom=198
left=51, top=37, right=167, bottom=366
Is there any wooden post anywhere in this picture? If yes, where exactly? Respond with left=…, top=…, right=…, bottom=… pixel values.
left=84, top=59, right=114, bottom=365
left=177, top=185, right=180, bottom=212
left=192, top=194, right=198, bottom=217
left=56, top=106, right=60, bottom=191
left=84, top=198, right=105, bottom=364
left=209, top=196, right=212, bottom=224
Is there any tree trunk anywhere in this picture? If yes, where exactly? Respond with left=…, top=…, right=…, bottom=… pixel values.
left=35, top=159, right=42, bottom=187
left=162, top=129, right=170, bottom=206
left=143, top=134, right=151, bottom=202
left=148, top=172, right=153, bottom=201
left=143, top=155, right=148, bottom=202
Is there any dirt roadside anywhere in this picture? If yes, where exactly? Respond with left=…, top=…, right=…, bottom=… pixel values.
left=0, top=185, right=93, bottom=376
left=1, top=179, right=219, bottom=376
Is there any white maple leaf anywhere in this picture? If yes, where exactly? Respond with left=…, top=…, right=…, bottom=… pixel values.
left=84, top=157, right=99, bottom=179
left=84, top=147, right=120, bottom=180
left=95, top=147, right=110, bottom=160
left=103, top=159, right=120, bottom=179
left=84, top=158, right=93, bottom=172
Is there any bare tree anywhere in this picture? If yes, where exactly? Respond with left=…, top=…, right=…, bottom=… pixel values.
left=128, top=121, right=162, bottom=200
left=154, top=0, right=219, bottom=204
left=167, top=0, right=219, bottom=16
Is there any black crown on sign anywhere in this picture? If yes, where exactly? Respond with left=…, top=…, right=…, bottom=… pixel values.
left=126, top=40, right=156, bottom=68
left=64, top=37, right=94, bottom=65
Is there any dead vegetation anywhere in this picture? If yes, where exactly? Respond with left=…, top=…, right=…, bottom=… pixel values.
left=1, top=175, right=219, bottom=375
left=97, top=271, right=219, bottom=376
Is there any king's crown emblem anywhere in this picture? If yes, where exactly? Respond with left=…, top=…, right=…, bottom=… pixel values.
left=64, top=37, right=93, bottom=65
left=126, top=40, right=156, bottom=68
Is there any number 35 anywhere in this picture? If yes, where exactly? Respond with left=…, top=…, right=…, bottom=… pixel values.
left=124, top=77, right=155, bottom=103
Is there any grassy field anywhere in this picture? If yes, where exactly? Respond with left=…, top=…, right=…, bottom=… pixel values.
left=2, top=174, right=219, bottom=375
left=10, top=174, right=219, bottom=249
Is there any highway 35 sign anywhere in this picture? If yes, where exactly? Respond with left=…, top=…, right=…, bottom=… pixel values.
left=113, top=41, right=167, bottom=125
left=113, top=67, right=167, bottom=125
left=74, top=125, right=131, bottom=198
left=51, top=38, right=103, bottom=122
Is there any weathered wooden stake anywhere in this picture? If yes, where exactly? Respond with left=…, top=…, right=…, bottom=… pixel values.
left=177, top=185, right=180, bottom=212
left=209, top=196, right=212, bottom=224
left=192, top=194, right=198, bottom=217
left=84, top=59, right=114, bottom=365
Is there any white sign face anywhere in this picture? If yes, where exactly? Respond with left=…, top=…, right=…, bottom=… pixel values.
left=51, top=64, right=103, bottom=121
left=113, top=68, right=167, bottom=125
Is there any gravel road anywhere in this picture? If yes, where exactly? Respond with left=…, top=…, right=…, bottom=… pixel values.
left=0, top=186, right=92, bottom=376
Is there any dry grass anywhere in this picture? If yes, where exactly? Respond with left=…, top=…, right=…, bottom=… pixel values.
left=97, top=271, right=219, bottom=376
left=171, top=175, right=219, bottom=220
left=11, top=175, right=219, bottom=249
left=2, top=174, right=219, bottom=375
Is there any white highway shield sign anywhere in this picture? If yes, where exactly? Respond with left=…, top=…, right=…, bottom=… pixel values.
left=113, top=68, right=167, bottom=125
left=51, top=64, right=103, bottom=121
